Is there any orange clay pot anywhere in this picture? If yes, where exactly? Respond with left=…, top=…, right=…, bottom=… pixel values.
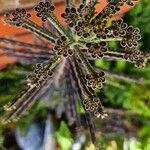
left=0, top=0, right=139, bottom=69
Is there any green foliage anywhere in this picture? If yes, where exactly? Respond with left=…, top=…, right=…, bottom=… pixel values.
left=55, top=121, right=73, bottom=150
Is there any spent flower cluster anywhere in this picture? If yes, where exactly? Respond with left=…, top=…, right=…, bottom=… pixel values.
left=1, top=0, right=150, bottom=145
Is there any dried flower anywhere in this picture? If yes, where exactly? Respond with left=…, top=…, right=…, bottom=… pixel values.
left=1, top=0, right=149, bottom=145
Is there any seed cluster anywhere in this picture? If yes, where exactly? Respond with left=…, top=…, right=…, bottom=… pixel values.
left=122, top=26, right=141, bottom=48
left=83, top=97, right=107, bottom=118
left=111, top=19, right=127, bottom=37
left=86, top=42, right=108, bottom=58
left=85, top=72, right=105, bottom=90
left=5, top=8, right=31, bottom=26
left=108, top=0, right=138, bottom=7
left=83, top=97, right=99, bottom=112
left=27, top=63, right=52, bottom=87
left=34, top=2, right=55, bottom=22
left=61, top=4, right=95, bottom=38
left=110, top=19, right=141, bottom=48
left=53, top=36, right=74, bottom=57
left=100, top=0, right=138, bottom=19
left=124, top=49, right=148, bottom=68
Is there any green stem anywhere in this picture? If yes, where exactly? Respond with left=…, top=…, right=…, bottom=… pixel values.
left=4, top=18, right=56, bottom=44
left=76, top=47, right=97, bottom=74
left=47, top=14, right=73, bottom=40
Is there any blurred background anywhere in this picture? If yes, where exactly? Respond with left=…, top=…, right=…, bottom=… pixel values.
left=0, top=0, right=150, bottom=150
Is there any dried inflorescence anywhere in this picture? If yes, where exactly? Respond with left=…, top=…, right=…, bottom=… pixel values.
left=86, top=42, right=108, bottom=58
left=124, top=49, right=149, bottom=68
left=85, top=72, right=105, bottom=89
left=1, top=0, right=149, bottom=146
left=53, top=36, right=74, bottom=57
left=27, top=63, right=52, bottom=88
left=4, top=8, right=31, bottom=26
left=34, top=1, right=55, bottom=22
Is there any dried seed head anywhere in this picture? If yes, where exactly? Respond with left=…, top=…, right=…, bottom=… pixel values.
left=85, top=73, right=105, bottom=90
left=4, top=8, right=31, bottom=26
left=34, top=2, right=55, bottom=22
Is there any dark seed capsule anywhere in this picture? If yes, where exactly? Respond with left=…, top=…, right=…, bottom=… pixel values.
left=68, top=49, right=74, bottom=56
left=75, top=26, right=80, bottom=31
left=78, top=21, right=82, bottom=26
left=34, top=69, right=39, bottom=74
left=86, top=43, right=92, bottom=48
left=119, top=30, right=126, bottom=36
left=16, top=22, right=22, bottom=27
left=26, top=13, right=31, bottom=18
left=43, top=75, right=48, bottom=80
left=41, top=16, right=47, bottom=22
left=117, top=19, right=123, bottom=25
left=134, top=28, right=140, bottom=33
left=21, top=8, right=26, bottom=14
left=91, top=53, right=97, bottom=58
left=115, top=7, right=120, bottom=11
left=83, top=33, right=89, bottom=38
left=34, top=6, right=40, bottom=11
left=77, top=32, right=82, bottom=36
left=88, top=48, right=94, bottom=53
left=102, top=34, right=106, bottom=39
left=127, top=1, right=134, bottom=6
left=101, top=47, right=108, bottom=52
left=99, top=72, right=105, bottom=77
left=63, top=51, right=68, bottom=57
left=121, top=40, right=126, bottom=47
left=54, top=45, right=60, bottom=50
left=79, top=4, right=84, bottom=9
left=101, top=77, right=105, bottom=82
left=124, top=54, right=129, bottom=60
left=50, top=5, right=55, bottom=11
left=113, top=30, right=119, bottom=36
left=39, top=2, right=44, bottom=7
left=4, top=13, right=10, bottom=17
left=127, top=26, right=133, bottom=32
left=135, top=35, right=141, bottom=40
left=71, top=7, right=76, bottom=13
left=127, top=41, right=133, bottom=47
left=105, top=29, right=109, bottom=34
left=48, top=70, right=53, bottom=76
left=121, top=23, right=128, bottom=29
left=61, top=36, right=67, bottom=41
left=61, top=13, right=67, bottom=18
left=57, top=50, right=62, bottom=55
left=56, top=39, right=63, bottom=45
left=77, top=8, right=81, bottom=13
left=44, top=2, right=51, bottom=7
left=98, top=53, right=104, bottom=58
left=133, top=41, right=138, bottom=46
left=69, top=22, right=74, bottom=28
left=36, top=63, right=43, bottom=69
left=37, top=13, right=42, bottom=17
left=96, top=34, right=101, bottom=38
left=65, top=7, right=70, bottom=13
left=100, top=41, right=106, bottom=47
left=16, top=8, right=20, bottom=13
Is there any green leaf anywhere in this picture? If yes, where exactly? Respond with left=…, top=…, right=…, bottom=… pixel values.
left=56, top=121, right=73, bottom=150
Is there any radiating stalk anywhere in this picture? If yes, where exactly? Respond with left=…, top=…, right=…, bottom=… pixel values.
left=0, top=46, right=51, bottom=59
left=96, top=67, right=144, bottom=84
left=76, top=47, right=97, bottom=74
left=47, top=14, right=73, bottom=40
left=4, top=18, right=57, bottom=44
left=0, top=38, right=50, bottom=50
